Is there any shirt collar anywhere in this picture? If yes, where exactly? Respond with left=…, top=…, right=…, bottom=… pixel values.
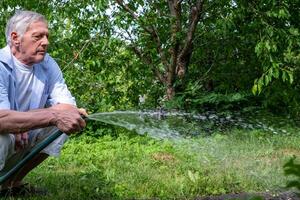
left=0, top=45, right=14, bottom=68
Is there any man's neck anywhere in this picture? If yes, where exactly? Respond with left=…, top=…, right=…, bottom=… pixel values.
left=11, top=46, right=33, bottom=66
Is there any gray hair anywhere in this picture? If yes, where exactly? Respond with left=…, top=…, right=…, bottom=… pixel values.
left=5, top=10, right=47, bottom=45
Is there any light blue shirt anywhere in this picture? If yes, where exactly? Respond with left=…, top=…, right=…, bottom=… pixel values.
left=0, top=45, right=76, bottom=111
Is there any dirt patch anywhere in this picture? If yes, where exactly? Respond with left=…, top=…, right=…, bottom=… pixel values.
left=152, top=152, right=176, bottom=163
left=279, top=148, right=300, bottom=157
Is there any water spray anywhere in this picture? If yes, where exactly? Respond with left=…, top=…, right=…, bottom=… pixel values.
left=0, top=110, right=289, bottom=184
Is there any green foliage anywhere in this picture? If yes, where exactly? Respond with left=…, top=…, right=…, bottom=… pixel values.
left=165, top=91, right=251, bottom=111
left=251, top=0, right=300, bottom=94
left=190, top=0, right=299, bottom=115
left=0, top=0, right=300, bottom=117
left=284, top=156, right=300, bottom=196
left=261, top=79, right=300, bottom=115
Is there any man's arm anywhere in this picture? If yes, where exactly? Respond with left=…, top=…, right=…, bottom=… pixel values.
left=0, top=108, right=86, bottom=134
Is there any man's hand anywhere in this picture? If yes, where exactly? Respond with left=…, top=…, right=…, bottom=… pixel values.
left=15, top=132, right=29, bottom=151
left=48, top=104, right=87, bottom=135
left=50, top=104, right=88, bottom=117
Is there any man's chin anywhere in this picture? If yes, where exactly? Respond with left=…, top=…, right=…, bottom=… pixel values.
left=34, top=54, right=46, bottom=63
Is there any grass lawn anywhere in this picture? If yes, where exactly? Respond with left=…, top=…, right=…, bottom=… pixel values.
left=12, top=129, right=300, bottom=199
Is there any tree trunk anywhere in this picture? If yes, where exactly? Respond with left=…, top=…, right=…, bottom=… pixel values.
left=166, top=85, right=175, bottom=100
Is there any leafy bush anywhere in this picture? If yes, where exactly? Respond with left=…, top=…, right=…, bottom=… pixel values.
left=164, top=90, right=253, bottom=112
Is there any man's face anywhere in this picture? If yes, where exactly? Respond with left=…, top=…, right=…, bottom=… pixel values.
left=13, top=21, right=49, bottom=65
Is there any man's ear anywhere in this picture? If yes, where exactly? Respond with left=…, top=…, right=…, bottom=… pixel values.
left=11, top=32, right=20, bottom=46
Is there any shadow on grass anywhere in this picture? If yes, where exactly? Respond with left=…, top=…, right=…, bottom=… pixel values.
left=23, top=169, right=120, bottom=200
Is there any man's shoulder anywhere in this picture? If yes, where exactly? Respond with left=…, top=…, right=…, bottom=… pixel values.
left=41, top=53, right=54, bottom=64
left=39, top=54, right=59, bottom=70
left=0, top=60, right=11, bottom=82
left=0, top=45, right=13, bottom=68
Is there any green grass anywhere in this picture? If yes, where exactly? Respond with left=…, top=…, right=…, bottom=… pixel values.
left=9, top=129, right=300, bottom=199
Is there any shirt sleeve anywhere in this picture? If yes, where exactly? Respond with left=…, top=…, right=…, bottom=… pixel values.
left=44, top=56, right=76, bottom=106
left=0, top=63, right=11, bottom=110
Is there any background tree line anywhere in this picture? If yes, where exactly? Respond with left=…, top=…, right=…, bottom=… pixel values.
left=0, top=0, right=299, bottom=118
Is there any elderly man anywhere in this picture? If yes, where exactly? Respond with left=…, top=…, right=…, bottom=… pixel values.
left=0, top=10, right=86, bottom=196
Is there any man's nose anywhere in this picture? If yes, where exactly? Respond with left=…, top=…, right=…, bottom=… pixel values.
left=41, top=35, right=49, bottom=46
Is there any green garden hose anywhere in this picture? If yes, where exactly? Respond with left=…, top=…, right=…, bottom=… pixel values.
left=0, top=129, right=64, bottom=185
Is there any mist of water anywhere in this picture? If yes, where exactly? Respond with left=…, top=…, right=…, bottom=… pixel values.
left=88, top=111, right=185, bottom=140
left=87, top=110, right=291, bottom=140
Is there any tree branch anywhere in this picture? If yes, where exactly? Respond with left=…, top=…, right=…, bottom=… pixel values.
left=115, top=0, right=169, bottom=82
left=115, top=0, right=153, bottom=35
left=168, top=0, right=182, bottom=82
left=180, top=0, right=204, bottom=59
left=151, top=27, right=170, bottom=69
left=62, top=33, right=99, bottom=71
left=115, top=0, right=139, bottom=20
left=176, top=0, right=205, bottom=77
left=177, top=0, right=183, bottom=5
left=131, top=45, right=166, bottom=84
left=123, top=28, right=166, bottom=83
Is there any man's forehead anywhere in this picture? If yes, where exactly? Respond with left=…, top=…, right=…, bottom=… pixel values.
left=27, top=21, right=48, bottom=32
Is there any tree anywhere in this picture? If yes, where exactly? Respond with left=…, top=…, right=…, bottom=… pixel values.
left=112, top=0, right=205, bottom=99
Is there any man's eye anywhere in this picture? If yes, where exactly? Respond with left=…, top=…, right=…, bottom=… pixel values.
left=33, top=35, right=42, bottom=40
